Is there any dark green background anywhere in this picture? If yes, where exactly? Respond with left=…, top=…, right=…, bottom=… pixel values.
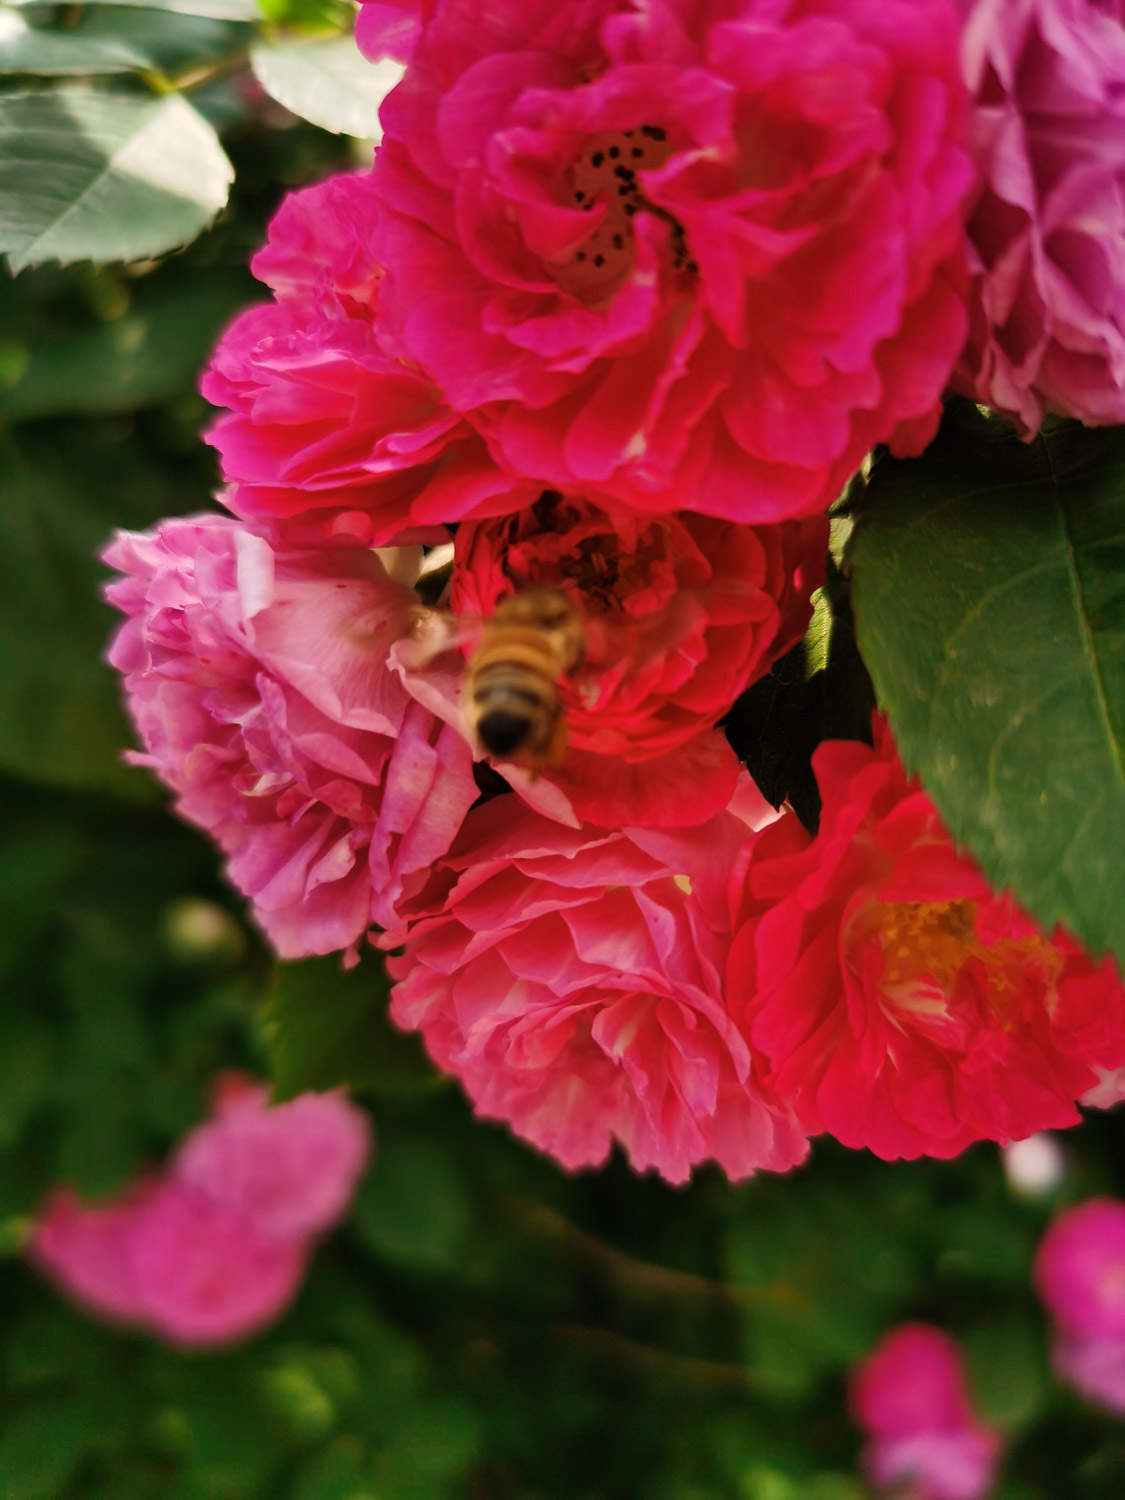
left=1, top=60, right=1124, bottom=1500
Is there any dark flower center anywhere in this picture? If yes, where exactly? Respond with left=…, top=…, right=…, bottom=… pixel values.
left=549, top=124, right=697, bottom=301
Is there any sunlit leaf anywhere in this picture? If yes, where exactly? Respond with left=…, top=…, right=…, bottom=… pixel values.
left=250, top=34, right=402, bottom=135
left=0, top=88, right=233, bottom=270
left=0, top=8, right=251, bottom=75
left=264, top=952, right=438, bottom=1100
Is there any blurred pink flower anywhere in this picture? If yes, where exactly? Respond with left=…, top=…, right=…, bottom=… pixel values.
left=850, top=1324, right=1002, bottom=1500
left=173, top=1074, right=372, bottom=1241
left=371, top=0, right=971, bottom=522
left=29, top=1080, right=371, bottom=1347
left=201, top=172, right=495, bottom=547
left=1035, top=1197, right=1125, bottom=1338
left=729, top=719, right=1125, bottom=1160
left=956, top=0, right=1125, bottom=432
left=1053, top=1330, right=1125, bottom=1412
left=104, top=514, right=477, bottom=957
left=387, top=780, right=809, bottom=1183
left=1035, top=1198, right=1125, bottom=1412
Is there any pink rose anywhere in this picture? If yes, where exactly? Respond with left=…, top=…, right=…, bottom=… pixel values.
left=1034, top=1198, right=1125, bottom=1412
left=371, top=0, right=971, bottom=521
left=729, top=719, right=1125, bottom=1159
left=1035, top=1198, right=1125, bottom=1339
left=956, top=0, right=1125, bottom=432
left=200, top=172, right=492, bottom=547
left=104, top=514, right=477, bottom=957
left=173, top=1074, right=372, bottom=1241
left=851, top=1324, right=1002, bottom=1500
left=387, top=782, right=808, bottom=1183
left=1052, top=1331, right=1125, bottom=1412
left=28, top=1080, right=371, bottom=1347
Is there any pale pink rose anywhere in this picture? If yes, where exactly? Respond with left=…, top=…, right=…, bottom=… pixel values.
left=29, top=1080, right=370, bottom=1347
left=104, top=514, right=477, bottom=957
left=173, top=1075, right=372, bottom=1241
left=371, top=0, right=971, bottom=522
left=850, top=1324, right=1002, bottom=1500
left=387, top=782, right=808, bottom=1183
left=1034, top=1198, right=1125, bottom=1339
left=200, top=172, right=494, bottom=547
left=956, top=0, right=1125, bottom=432
left=730, top=719, right=1125, bottom=1160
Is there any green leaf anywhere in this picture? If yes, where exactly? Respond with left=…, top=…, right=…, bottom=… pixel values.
left=963, top=1313, right=1051, bottom=1431
left=7, top=0, right=262, bottom=19
left=0, top=270, right=251, bottom=420
left=0, top=88, right=233, bottom=271
left=250, top=35, right=402, bottom=136
left=264, top=951, right=438, bottom=1100
left=0, top=457, right=155, bottom=798
left=350, top=1139, right=473, bottom=1273
left=0, top=9, right=251, bottom=76
left=0, top=1395, right=100, bottom=1500
left=850, top=406, right=1125, bottom=963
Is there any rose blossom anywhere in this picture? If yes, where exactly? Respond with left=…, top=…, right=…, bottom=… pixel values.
left=1034, top=1198, right=1125, bottom=1411
left=386, top=779, right=808, bottom=1182
left=728, top=719, right=1125, bottom=1160
left=956, top=0, right=1125, bottom=433
left=850, top=1324, right=1003, bottom=1500
left=173, top=1074, right=372, bottom=1241
left=391, top=487, right=823, bottom=830
left=370, top=0, right=971, bottom=522
left=1035, top=1198, right=1125, bottom=1339
left=200, top=172, right=504, bottom=546
left=452, top=490, right=826, bottom=760
left=104, top=513, right=477, bottom=957
left=29, top=1079, right=371, bottom=1347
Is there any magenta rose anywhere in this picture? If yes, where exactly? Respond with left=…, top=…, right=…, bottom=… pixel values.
left=104, top=514, right=477, bottom=957
left=370, top=0, right=971, bottom=521
left=956, top=0, right=1125, bottom=432
left=201, top=172, right=497, bottom=546
left=387, top=782, right=809, bottom=1183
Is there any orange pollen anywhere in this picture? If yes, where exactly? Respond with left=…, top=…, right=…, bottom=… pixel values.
left=861, top=899, right=1062, bottom=1001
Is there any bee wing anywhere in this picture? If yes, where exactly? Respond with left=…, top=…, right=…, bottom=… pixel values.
left=401, top=606, right=480, bottom=667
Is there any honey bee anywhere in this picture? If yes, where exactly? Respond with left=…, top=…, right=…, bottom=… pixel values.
left=463, top=587, right=585, bottom=769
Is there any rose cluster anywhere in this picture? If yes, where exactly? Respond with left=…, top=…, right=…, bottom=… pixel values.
left=104, top=0, right=1125, bottom=1185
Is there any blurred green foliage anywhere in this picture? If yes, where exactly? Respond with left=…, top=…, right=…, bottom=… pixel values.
left=1, top=17, right=1124, bottom=1500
